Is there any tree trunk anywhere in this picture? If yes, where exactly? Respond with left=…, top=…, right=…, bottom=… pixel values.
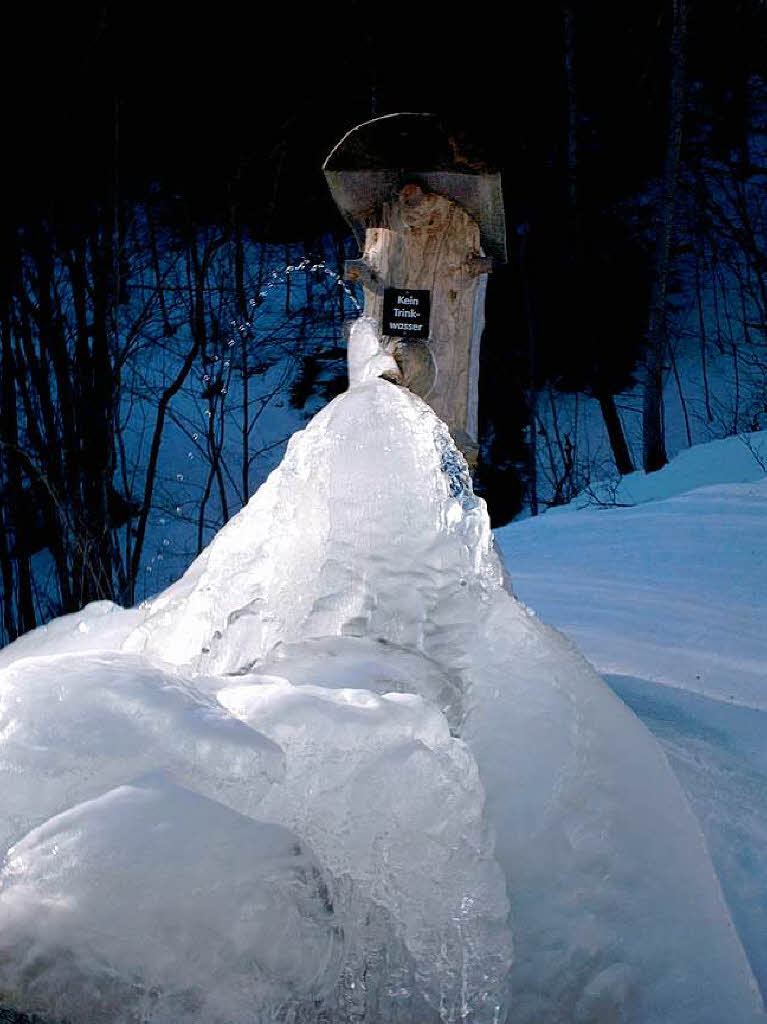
left=128, top=234, right=205, bottom=597
left=231, top=202, right=250, bottom=502
left=642, top=0, right=687, bottom=473
left=1, top=313, right=36, bottom=636
left=12, top=242, right=74, bottom=612
left=598, top=390, right=634, bottom=476
left=694, top=247, right=713, bottom=422
left=669, top=341, right=692, bottom=448
left=518, top=230, right=539, bottom=514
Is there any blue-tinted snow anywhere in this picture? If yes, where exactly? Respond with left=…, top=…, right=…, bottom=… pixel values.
left=494, top=438, right=767, bottom=1009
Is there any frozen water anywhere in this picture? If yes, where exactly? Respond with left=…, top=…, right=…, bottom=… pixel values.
left=347, top=314, right=401, bottom=385
left=0, top=778, right=342, bottom=1023
left=218, top=676, right=512, bottom=1022
left=126, top=342, right=763, bottom=1022
left=1, top=317, right=764, bottom=1022
left=252, top=635, right=463, bottom=728
left=124, top=358, right=499, bottom=675
left=0, top=600, right=142, bottom=671
left=0, top=651, right=283, bottom=855
left=461, top=600, right=764, bottom=1023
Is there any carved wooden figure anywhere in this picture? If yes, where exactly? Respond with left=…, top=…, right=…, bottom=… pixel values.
left=324, top=113, right=507, bottom=466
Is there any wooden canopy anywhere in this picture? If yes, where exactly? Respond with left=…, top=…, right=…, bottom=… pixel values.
left=324, top=113, right=507, bottom=265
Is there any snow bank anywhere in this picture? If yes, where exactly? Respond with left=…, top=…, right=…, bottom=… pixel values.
left=607, top=674, right=767, bottom=1004
left=495, top=476, right=767, bottom=708
left=582, top=429, right=767, bottom=508
left=462, top=600, right=763, bottom=1022
left=494, top=437, right=767, bottom=1009
left=0, top=778, right=342, bottom=1023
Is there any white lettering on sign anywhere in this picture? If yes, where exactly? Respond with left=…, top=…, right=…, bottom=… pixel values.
left=386, top=321, right=423, bottom=332
left=382, top=288, right=430, bottom=339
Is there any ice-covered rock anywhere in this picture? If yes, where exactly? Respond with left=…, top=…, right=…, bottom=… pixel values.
left=0, top=651, right=283, bottom=856
left=0, top=778, right=342, bottom=1023
left=218, top=676, right=512, bottom=1022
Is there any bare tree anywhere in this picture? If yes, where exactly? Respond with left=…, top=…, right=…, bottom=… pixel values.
left=643, top=0, right=688, bottom=472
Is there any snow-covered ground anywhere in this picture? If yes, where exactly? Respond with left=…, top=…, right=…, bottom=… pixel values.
left=498, top=432, right=767, bottom=709
left=0, top=327, right=765, bottom=1023
left=495, top=432, right=767, bottom=1007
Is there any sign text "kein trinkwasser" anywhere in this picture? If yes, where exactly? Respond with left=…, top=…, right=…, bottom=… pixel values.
left=382, top=288, right=431, bottom=339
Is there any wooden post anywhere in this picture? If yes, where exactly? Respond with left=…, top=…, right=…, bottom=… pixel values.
left=324, top=114, right=507, bottom=467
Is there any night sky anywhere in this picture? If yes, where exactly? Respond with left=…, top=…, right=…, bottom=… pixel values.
left=3, top=2, right=693, bottom=236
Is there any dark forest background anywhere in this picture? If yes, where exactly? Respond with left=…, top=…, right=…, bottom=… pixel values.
left=0, top=0, right=765, bottom=642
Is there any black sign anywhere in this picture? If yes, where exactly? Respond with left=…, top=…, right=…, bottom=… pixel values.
left=382, top=288, right=431, bottom=339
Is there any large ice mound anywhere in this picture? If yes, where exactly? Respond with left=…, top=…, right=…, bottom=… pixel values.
left=0, top=318, right=763, bottom=1023
left=125, top=326, right=763, bottom=1022
left=123, top=372, right=499, bottom=679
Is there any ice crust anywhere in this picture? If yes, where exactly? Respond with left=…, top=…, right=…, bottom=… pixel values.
left=0, top=651, right=283, bottom=855
left=123, top=372, right=499, bottom=676
left=0, top=318, right=763, bottom=1022
left=347, top=314, right=401, bottom=385
left=0, top=600, right=142, bottom=671
left=218, top=677, right=512, bottom=1021
left=0, top=778, right=342, bottom=1023
left=252, top=635, right=463, bottom=727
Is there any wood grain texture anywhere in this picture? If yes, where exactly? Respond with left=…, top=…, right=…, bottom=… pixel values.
left=358, top=185, right=485, bottom=442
